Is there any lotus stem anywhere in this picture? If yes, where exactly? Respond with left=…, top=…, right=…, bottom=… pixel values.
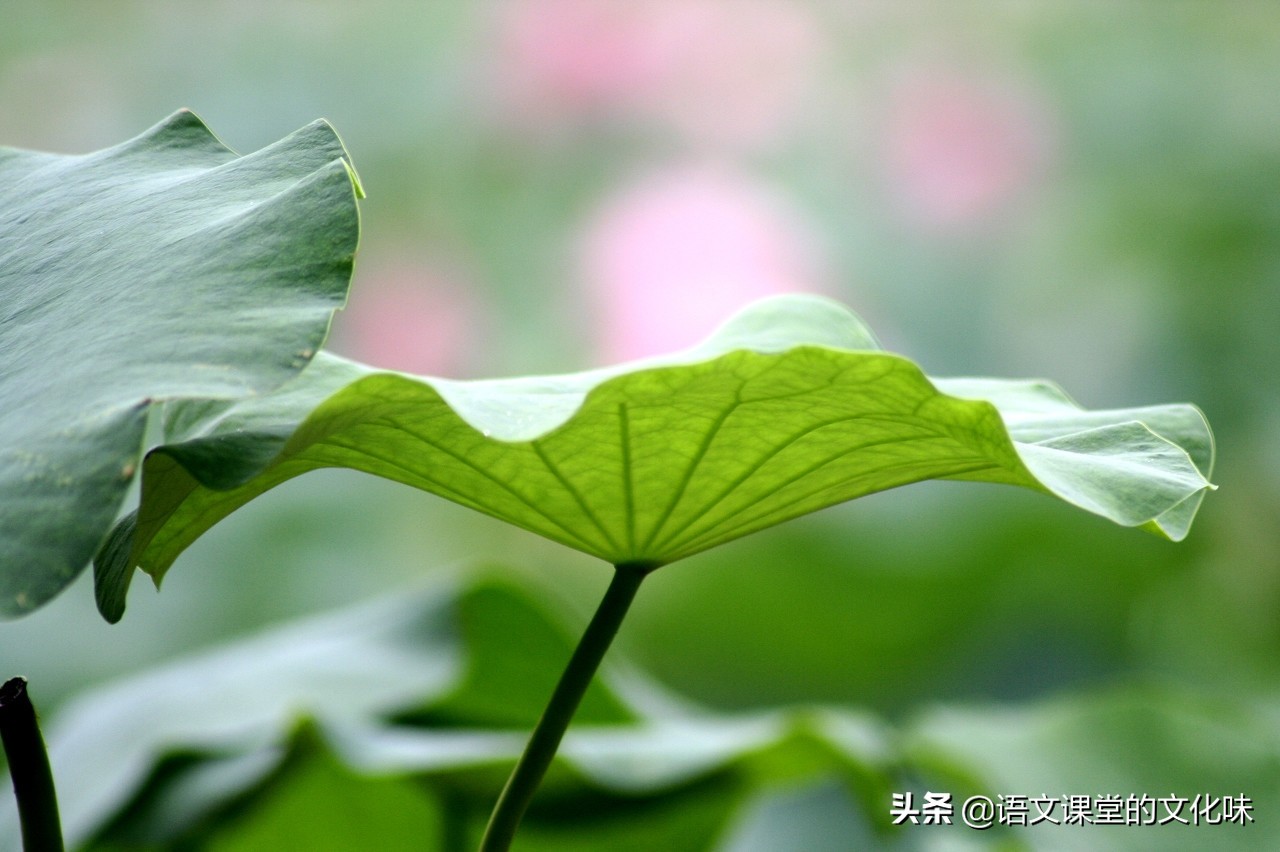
left=479, top=562, right=651, bottom=851
left=0, top=677, right=64, bottom=852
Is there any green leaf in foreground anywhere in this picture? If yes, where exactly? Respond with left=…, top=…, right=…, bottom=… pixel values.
left=0, top=111, right=362, bottom=617
left=97, top=294, right=1214, bottom=620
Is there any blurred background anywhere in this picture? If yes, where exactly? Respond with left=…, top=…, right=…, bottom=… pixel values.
left=1, top=1, right=1277, bottom=844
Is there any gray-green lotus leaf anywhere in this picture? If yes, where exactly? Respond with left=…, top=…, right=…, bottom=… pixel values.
left=0, top=111, right=362, bottom=617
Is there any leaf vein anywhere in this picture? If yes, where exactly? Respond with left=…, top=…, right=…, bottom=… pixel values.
left=638, top=398, right=742, bottom=554
left=650, top=413, right=933, bottom=554
left=532, top=441, right=621, bottom=555
left=674, top=459, right=1000, bottom=558
left=329, top=425, right=601, bottom=554
left=619, top=403, right=636, bottom=556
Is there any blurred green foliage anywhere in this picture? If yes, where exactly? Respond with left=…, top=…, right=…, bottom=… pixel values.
left=2, top=2, right=1277, bottom=849
left=7, top=576, right=1275, bottom=850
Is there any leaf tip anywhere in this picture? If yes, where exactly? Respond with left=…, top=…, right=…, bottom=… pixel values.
left=292, top=117, right=365, bottom=200
left=341, top=156, right=367, bottom=200
left=93, top=512, right=141, bottom=624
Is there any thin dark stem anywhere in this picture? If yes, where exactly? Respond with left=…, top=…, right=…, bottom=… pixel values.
left=479, top=563, right=652, bottom=852
left=0, top=678, right=64, bottom=852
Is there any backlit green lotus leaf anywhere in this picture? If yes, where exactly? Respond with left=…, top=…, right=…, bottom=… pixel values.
left=96, top=295, right=1214, bottom=621
left=0, top=111, right=362, bottom=617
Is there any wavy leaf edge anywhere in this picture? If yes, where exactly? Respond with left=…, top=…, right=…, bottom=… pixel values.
left=0, top=110, right=363, bottom=618
left=97, top=294, right=1215, bottom=620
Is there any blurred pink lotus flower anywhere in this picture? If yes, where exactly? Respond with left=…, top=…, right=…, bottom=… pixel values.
left=631, top=0, right=820, bottom=150
left=332, top=258, right=484, bottom=377
left=581, top=166, right=826, bottom=363
left=494, top=0, right=660, bottom=122
left=881, top=70, right=1053, bottom=230
left=492, top=0, right=820, bottom=150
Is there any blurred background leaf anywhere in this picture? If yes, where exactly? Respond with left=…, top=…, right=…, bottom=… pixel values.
left=4, top=576, right=897, bottom=851
left=2, top=2, right=1277, bottom=849
left=8, top=575, right=1267, bottom=850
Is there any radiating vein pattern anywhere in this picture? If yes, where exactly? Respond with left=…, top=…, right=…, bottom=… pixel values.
left=97, top=295, right=1216, bottom=613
